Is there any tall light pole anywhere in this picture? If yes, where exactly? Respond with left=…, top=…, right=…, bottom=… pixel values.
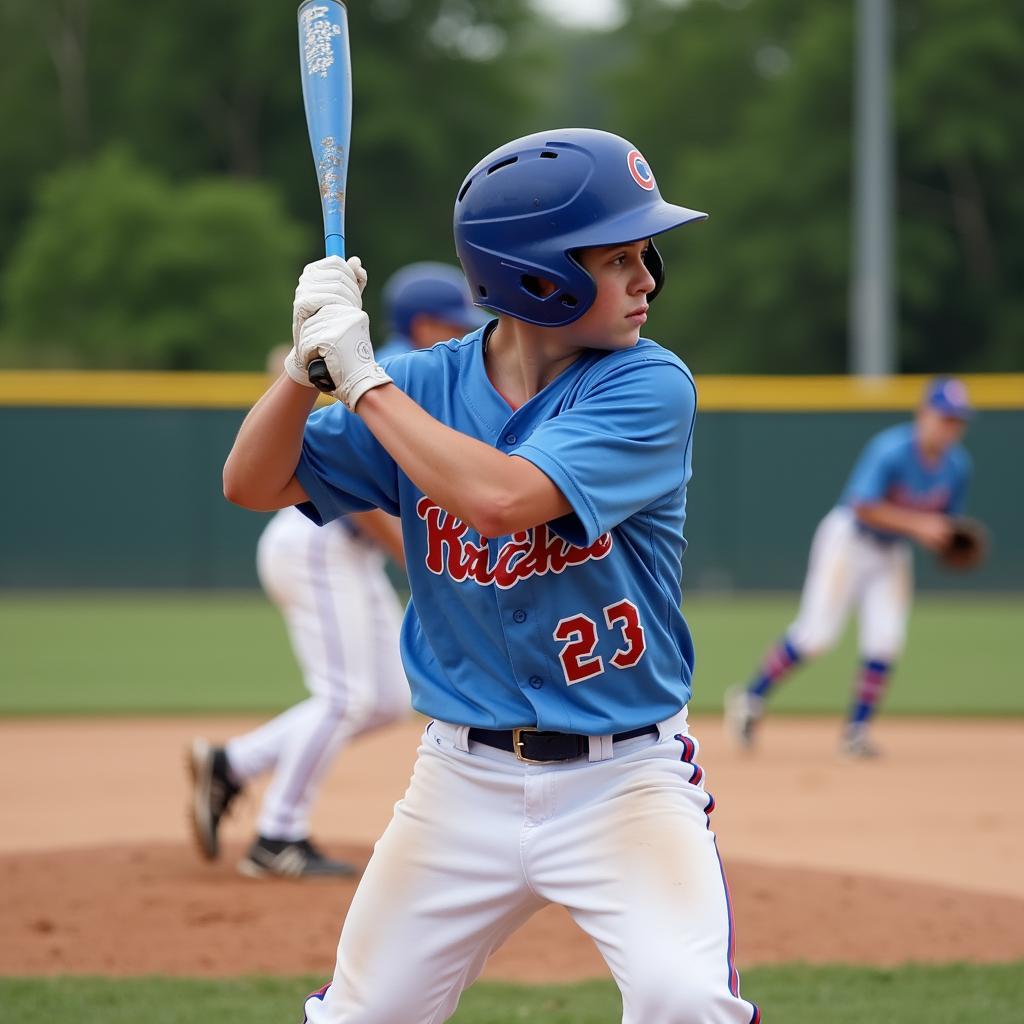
left=850, top=0, right=895, bottom=376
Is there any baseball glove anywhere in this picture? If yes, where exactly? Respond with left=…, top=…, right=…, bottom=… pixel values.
left=936, top=517, right=990, bottom=571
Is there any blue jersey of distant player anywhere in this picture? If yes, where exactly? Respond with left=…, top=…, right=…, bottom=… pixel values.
left=839, top=422, right=971, bottom=541
left=295, top=324, right=697, bottom=734
left=373, top=334, right=414, bottom=363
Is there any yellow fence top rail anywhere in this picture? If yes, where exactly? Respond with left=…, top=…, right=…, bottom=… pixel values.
left=0, top=371, right=1021, bottom=411
left=0, top=371, right=268, bottom=409
left=695, top=374, right=1024, bottom=411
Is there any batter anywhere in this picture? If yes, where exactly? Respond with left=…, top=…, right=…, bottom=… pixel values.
left=224, top=128, right=760, bottom=1023
left=726, top=378, right=973, bottom=757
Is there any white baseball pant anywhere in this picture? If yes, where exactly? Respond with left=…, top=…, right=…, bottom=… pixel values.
left=227, top=507, right=410, bottom=841
left=787, top=506, right=912, bottom=663
left=303, top=711, right=759, bottom=1024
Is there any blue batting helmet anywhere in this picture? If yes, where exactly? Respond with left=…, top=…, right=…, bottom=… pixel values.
left=453, top=128, right=707, bottom=327
left=381, top=262, right=484, bottom=338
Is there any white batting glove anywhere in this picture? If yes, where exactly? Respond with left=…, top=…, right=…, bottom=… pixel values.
left=294, top=303, right=392, bottom=411
left=285, top=255, right=368, bottom=389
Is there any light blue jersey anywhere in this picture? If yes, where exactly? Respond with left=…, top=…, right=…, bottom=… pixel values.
left=336, top=337, right=411, bottom=539
left=295, top=324, right=697, bottom=733
left=840, top=422, right=971, bottom=541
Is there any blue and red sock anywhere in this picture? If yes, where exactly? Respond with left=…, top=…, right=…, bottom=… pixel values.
left=748, top=637, right=801, bottom=699
left=849, top=658, right=891, bottom=725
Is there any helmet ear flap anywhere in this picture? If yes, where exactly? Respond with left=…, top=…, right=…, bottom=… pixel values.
left=643, top=240, right=665, bottom=303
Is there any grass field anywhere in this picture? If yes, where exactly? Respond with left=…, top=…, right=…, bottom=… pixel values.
left=1, top=592, right=1021, bottom=716
left=2, top=965, right=1024, bottom=1023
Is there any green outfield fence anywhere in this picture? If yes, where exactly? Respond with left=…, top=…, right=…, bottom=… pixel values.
left=1, top=372, right=1021, bottom=590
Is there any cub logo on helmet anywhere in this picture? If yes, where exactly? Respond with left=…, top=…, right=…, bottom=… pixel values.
left=627, top=149, right=655, bottom=191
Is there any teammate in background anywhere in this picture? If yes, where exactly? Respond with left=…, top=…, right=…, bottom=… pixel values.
left=188, top=264, right=482, bottom=879
left=375, top=261, right=487, bottom=361
left=725, top=377, right=974, bottom=758
left=223, top=127, right=759, bottom=1024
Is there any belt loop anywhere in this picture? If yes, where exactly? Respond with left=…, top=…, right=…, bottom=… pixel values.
left=588, top=733, right=614, bottom=762
left=657, top=706, right=689, bottom=742
left=434, top=720, right=472, bottom=752
left=451, top=724, right=471, bottom=752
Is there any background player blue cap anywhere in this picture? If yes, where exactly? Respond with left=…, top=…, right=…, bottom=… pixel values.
left=453, top=128, right=707, bottom=327
left=381, top=262, right=487, bottom=338
left=924, top=377, right=974, bottom=420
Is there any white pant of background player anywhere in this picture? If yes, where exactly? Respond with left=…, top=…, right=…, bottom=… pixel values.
left=788, top=506, right=912, bottom=662
left=304, top=711, right=759, bottom=1024
left=226, top=507, right=409, bottom=841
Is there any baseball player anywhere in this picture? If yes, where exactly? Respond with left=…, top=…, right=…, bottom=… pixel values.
left=224, top=128, right=759, bottom=1022
left=374, top=261, right=488, bottom=361
left=188, top=265, right=482, bottom=879
left=725, top=377, right=974, bottom=758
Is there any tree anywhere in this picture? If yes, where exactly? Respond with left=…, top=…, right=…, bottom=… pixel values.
left=0, top=0, right=555, bottom=363
left=895, top=0, right=1024, bottom=370
left=3, top=148, right=305, bottom=369
left=607, top=0, right=1024, bottom=373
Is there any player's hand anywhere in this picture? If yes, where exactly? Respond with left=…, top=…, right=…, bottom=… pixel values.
left=292, top=255, right=368, bottom=345
left=913, top=514, right=954, bottom=552
left=293, top=303, right=392, bottom=411
left=285, top=256, right=369, bottom=390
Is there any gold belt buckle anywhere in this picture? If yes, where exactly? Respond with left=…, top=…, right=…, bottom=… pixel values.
left=512, top=727, right=549, bottom=765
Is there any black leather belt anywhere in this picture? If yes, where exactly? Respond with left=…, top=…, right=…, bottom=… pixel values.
left=467, top=725, right=658, bottom=764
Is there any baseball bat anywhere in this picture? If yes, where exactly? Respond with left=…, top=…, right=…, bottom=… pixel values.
left=297, top=0, right=352, bottom=393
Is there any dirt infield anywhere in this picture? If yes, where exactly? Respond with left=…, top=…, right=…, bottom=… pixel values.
left=2, top=715, right=1023, bottom=979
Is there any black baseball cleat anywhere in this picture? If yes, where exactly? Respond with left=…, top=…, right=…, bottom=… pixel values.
left=238, top=836, right=359, bottom=879
left=188, top=738, right=242, bottom=860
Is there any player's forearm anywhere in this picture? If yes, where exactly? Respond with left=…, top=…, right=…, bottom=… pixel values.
left=357, top=384, right=564, bottom=536
left=223, top=374, right=317, bottom=510
left=349, top=509, right=406, bottom=567
left=854, top=501, right=943, bottom=540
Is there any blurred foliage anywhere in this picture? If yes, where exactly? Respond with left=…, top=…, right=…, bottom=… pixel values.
left=607, top=0, right=1024, bottom=373
left=895, top=0, right=1024, bottom=371
left=0, top=0, right=1021, bottom=372
left=0, top=0, right=549, bottom=368
left=3, top=148, right=304, bottom=368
